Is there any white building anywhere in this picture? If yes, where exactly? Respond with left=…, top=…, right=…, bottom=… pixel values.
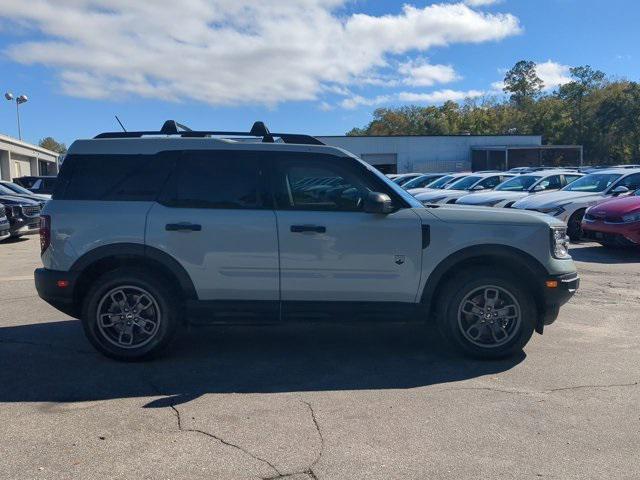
left=317, top=134, right=547, bottom=174
left=0, top=134, right=59, bottom=181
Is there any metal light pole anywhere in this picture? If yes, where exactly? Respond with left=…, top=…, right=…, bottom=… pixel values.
left=4, top=92, right=28, bottom=140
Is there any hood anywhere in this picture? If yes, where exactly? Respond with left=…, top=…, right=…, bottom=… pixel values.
left=407, top=187, right=438, bottom=196
left=588, top=195, right=640, bottom=216
left=512, top=190, right=606, bottom=209
left=457, top=190, right=528, bottom=205
left=416, top=204, right=563, bottom=228
left=414, top=190, right=457, bottom=202
left=0, top=194, right=41, bottom=206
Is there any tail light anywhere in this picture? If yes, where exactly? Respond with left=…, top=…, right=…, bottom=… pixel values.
left=40, top=215, right=51, bottom=255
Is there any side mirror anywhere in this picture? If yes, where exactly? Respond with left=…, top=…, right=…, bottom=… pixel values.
left=471, top=185, right=485, bottom=191
left=533, top=184, right=546, bottom=192
left=364, top=192, right=394, bottom=214
left=611, top=186, right=630, bottom=196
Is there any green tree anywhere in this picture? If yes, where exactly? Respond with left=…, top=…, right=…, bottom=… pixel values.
left=503, top=60, right=544, bottom=107
left=39, top=137, right=67, bottom=154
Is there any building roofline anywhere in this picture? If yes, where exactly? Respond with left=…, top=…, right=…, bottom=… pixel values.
left=0, top=133, right=60, bottom=157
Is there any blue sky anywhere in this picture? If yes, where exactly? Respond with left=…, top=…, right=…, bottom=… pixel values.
left=0, top=0, right=637, bottom=146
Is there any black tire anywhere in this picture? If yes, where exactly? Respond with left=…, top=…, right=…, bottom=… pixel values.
left=81, top=268, right=180, bottom=361
left=436, top=267, right=536, bottom=359
left=567, top=209, right=585, bottom=242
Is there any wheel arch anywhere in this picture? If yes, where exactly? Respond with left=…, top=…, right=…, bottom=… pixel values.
left=421, top=244, right=549, bottom=327
left=71, top=243, right=197, bottom=308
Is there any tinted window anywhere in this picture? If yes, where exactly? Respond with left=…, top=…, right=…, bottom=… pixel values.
left=478, top=175, right=504, bottom=189
left=162, top=151, right=264, bottom=209
left=538, top=175, right=562, bottom=190
left=615, top=173, right=640, bottom=191
left=274, top=154, right=383, bottom=212
left=57, top=153, right=175, bottom=201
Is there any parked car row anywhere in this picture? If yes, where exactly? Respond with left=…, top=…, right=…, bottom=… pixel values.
left=389, top=167, right=640, bottom=246
left=0, top=181, right=47, bottom=242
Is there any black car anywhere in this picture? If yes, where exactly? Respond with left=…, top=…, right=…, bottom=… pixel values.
left=0, top=195, right=42, bottom=238
left=0, top=204, right=10, bottom=242
left=14, top=176, right=57, bottom=195
left=0, top=181, right=49, bottom=202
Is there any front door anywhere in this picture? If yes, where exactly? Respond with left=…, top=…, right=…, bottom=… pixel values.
left=272, top=153, right=423, bottom=303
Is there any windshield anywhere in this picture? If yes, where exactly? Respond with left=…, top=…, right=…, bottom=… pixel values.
left=496, top=175, right=542, bottom=192
left=0, top=184, right=18, bottom=195
left=447, top=176, right=482, bottom=190
left=1, top=182, right=33, bottom=195
left=403, top=175, right=442, bottom=190
left=564, top=173, right=622, bottom=192
left=428, top=175, right=459, bottom=189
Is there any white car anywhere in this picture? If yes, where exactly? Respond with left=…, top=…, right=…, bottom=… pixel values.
left=512, top=168, right=640, bottom=240
left=414, top=172, right=514, bottom=205
left=456, top=170, right=584, bottom=208
left=406, top=172, right=470, bottom=197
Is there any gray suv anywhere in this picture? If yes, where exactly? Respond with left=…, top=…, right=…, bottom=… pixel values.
left=35, top=121, right=579, bottom=361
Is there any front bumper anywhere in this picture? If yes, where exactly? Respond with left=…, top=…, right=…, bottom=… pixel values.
left=582, top=221, right=640, bottom=246
left=34, top=268, right=80, bottom=318
left=9, top=216, right=40, bottom=237
left=538, top=272, right=580, bottom=332
left=0, top=223, right=10, bottom=241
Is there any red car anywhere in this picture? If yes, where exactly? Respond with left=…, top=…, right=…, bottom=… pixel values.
left=582, top=190, right=640, bottom=246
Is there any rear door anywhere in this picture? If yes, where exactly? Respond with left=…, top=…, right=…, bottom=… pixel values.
left=272, top=152, right=423, bottom=304
left=145, top=150, right=279, bottom=303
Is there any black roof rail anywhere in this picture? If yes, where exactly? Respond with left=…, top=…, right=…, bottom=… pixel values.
left=94, top=120, right=324, bottom=145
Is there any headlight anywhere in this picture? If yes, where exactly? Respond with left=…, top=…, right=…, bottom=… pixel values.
left=539, top=205, right=567, bottom=216
left=622, top=212, right=640, bottom=223
left=551, top=226, right=571, bottom=259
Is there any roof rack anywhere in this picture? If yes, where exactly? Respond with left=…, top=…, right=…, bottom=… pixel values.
left=94, top=120, right=325, bottom=145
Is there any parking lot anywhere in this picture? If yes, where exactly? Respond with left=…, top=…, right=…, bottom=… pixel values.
left=1, top=235, right=639, bottom=480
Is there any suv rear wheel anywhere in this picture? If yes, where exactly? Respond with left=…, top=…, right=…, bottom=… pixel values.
left=81, top=268, right=179, bottom=361
left=436, top=267, right=536, bottom=359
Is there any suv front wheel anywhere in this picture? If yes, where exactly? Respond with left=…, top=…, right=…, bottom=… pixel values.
left=437, top=267, right=536, bottom=359
left=81, top=268, right=179, bottom=361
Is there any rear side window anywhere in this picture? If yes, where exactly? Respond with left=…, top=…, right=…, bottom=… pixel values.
left=55, top=153, right=176, bottom=201
left=160, top=150, right=266, bottom=209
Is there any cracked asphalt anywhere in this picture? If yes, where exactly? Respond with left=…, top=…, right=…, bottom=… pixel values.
left=1, top=236, right=639, bottom=480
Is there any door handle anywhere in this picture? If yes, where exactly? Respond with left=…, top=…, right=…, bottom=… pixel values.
left=290, top=225, right=326, bottom=234
left=165, top=222, right=202, bottom=232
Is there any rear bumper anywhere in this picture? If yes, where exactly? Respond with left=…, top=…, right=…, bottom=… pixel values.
left=34, top=268, right=80, bottom=318
left=538, top=272, right=579, bottom=332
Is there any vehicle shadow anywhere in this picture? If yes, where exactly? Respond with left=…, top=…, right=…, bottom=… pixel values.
left=570, top=244, right=640, bottom=264
left=0, top=320, right=524, bottom=407
left=1, top=236, right=30, bottom=244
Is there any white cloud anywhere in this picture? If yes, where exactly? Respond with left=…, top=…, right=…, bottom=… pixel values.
left=337, top=88, right=485, bottom=109
left=465, top=0, right=502, bottom=6
left=399, top=58, right=460, bottom=87
left=0, top=1, right=521, bottom=106
left=398, top=89, right=485, bottom=103
left=535, top=60, right=572, bottom=90
left=340, top=94, right=392, bottom=110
